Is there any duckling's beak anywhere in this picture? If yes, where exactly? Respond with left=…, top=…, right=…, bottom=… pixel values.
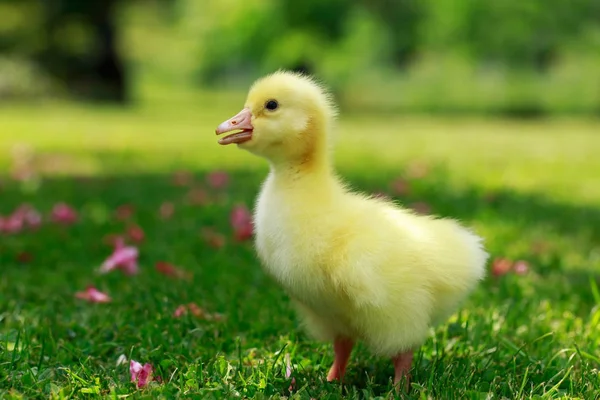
left=215, top=108, right=254, bottom=145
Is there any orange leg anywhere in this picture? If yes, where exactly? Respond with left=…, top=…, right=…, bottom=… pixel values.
left=392, top=350, right=414, bottom=390
left=326, top=337, right=354, bottom=382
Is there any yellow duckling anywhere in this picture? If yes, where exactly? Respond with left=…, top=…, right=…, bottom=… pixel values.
left=215, top=71, right=488, bottom=388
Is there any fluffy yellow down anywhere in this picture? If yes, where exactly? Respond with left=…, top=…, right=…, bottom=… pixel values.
left=228, top=71, right=488, bottom=357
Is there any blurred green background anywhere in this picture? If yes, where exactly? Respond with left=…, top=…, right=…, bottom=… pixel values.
left=2, top=0, right=600, bottom=115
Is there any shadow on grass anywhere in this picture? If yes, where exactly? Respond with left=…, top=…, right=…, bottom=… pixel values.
left=2, top=162, right=598, bottom=284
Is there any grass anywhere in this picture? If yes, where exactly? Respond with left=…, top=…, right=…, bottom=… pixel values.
left=0, top=95, right=599, bottom=399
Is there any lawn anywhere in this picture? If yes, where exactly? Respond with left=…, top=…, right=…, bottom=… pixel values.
left=0, top=96, right=599, bottom=399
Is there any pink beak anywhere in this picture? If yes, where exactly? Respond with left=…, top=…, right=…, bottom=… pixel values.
left=215, top=108, right=254, bottom=145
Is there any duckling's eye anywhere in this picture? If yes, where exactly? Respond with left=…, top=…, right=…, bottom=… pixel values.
left=265, top=100, right=279, bottom=111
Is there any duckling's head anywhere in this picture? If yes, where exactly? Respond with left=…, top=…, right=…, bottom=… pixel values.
left=215, top=71, right=336, bottom=165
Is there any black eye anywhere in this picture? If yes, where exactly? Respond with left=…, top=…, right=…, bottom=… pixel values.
left=265, top=100, right=279, bottom=111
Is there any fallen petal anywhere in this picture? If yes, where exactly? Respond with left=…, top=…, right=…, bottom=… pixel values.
left=127, top=225, right=145, bottom=243
left=23, top=209, right=42, bottom=229
left=186, top=188, right=209, bottom=206
left=51, top=202, right=78, bottom=225
left=130, top=360, right=142, bottom=379
left=159, top=202, right=175, bottom=219
left=173, top=303, right=224, bottom=320
left=12, top=204, right=42, bottom=230
left=99, top=238, right=139, bottom=275
left=121, top=260, right=139, bottom=275
left=172, top=170, right=194, bottom=186
left=513, top=260, right=529, bottom=275
left=130, top=360, right=154, bottom=388
left=230, top=205, right=253, bottom=241
left=284, top=353, right=292, bottom=379
left=201, top=228, right=226, bottom=249
left=1, top=215, right=23, bottom=234
left=115, top=204, right=135, bottom=221
left=187, top=302, right=206, bottom=318
left=155, top=261, right=191, bottom=279
left=138, top=363, right=153, bottom=388
left=75, top=286, right=111, bottom=303
left=173, top=305, right=188, bottom=318
left=206, top=171, right=230, bottom=189
left=491, top=258, right=512, bottom=278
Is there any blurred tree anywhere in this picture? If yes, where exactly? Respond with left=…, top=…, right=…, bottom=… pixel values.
left=360, top=0, right=421, bottom=66
left=36, top=0, right=127, bottom=102
left=1, top=0, right=599, bottom=113
left=0, top=0, right=174, bottom=102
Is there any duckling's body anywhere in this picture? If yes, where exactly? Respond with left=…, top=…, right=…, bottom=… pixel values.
left=215, top=71, right=488, bottom=388
left=255, top=165, right=486, bottom=357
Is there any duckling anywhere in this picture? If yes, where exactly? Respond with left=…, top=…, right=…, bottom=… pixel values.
left=215, top=71, right=488, bottom=388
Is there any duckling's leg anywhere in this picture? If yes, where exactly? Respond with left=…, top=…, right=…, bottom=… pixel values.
left=392, top=350, right=414, bottom=390
left=326, top=337, right=354, bottom=382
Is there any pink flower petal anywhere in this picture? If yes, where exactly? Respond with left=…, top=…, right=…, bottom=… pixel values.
left=187, top=302, right=205, bottom=318
left=230, top=205, right=253, bottom=241
left=0, top=215, right=23, bottom=233
left=155, top=261, right=191, bottom=279
left=186, top=188, right=209, bottom=206
left=173, top=305, right=188, bottom=318
left=139, top=363, right=153, bottom=387
left=130, top=360, right=142, bottom=378
left=491, top=258, right=512, bottom=278
left=23, top=209, right=42, bottom=229
left=206, top=171, right=230, bottom=189
left=172, top=170, right=194, bottom=186
left=284, top=353, right=292, bottom=379
left=130, top=360, right=154, bottom=388
left=12, top=204, right=42, bottom=230
left=115, top=204, right=135, bottom=221
left=172, top=303, right=224, bottom=321
left=121, top=259, right=139, bottom=275
left=127, top=225, right=145, bottom=243
left=75, top=286, right=111, bottom=303
left=159, top=202, right=175, bottom=220
left=285, top=353, right=296, bottom=392
left=99, top=238, right=139, bottom=275
left=51, top=202, right=78, bottom=225
left=513, top=260, right=529, bottom=275
left=201, top=228, right=226, bottom=248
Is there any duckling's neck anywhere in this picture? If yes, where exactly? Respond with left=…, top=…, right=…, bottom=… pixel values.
left=269, top=149, right=338, bottom=192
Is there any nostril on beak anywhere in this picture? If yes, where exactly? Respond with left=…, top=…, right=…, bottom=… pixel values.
left=232, top=120, right=237, bottom=125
